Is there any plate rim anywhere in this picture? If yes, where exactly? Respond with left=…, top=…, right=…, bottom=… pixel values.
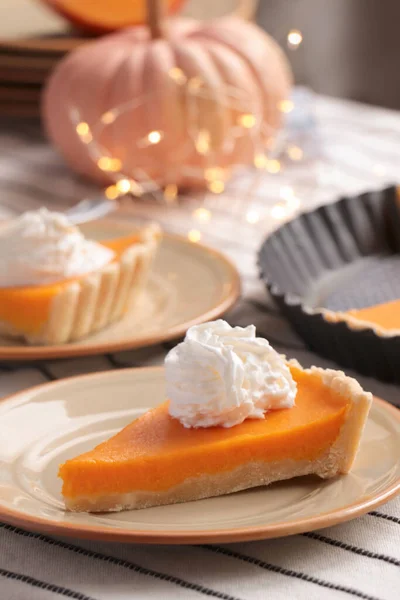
left=0, top=366, right=399, bottom=544
left=0, top=232, right=241, bottom=361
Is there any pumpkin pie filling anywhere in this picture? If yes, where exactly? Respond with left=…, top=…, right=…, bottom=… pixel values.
left=0, top=284, right=63, bottom=336
left=60, top=366, right=351, bottom=499
left=345, top=299, right=400, bottom=331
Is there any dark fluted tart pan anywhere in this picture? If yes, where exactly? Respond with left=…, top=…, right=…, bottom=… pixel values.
left=258, top=185, right=400, bottom=383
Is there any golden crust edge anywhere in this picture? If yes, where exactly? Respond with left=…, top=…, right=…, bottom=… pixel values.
left=321, top=307, right=400, bottom=338
left=288, top=361, right=372, bottom=473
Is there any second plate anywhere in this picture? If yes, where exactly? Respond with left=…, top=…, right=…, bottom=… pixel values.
left=0, top=221, right=240, bottom=360
left=0, top=367, right=399, bottom=544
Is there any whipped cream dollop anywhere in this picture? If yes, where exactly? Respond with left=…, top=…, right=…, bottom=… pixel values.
left=165, top=320, right=297, bottom=428
left=0, top=208, right=114, bottom=287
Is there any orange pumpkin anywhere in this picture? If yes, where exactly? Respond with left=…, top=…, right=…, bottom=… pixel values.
left=41, top=0, right=186, bottom=35
left=42, top=1, right=292, bottom=189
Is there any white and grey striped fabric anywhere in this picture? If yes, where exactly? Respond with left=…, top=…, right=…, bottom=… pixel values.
left=0, top=95, right=399, bottom=600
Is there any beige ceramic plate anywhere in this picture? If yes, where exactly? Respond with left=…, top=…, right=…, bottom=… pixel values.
left=0, top=367, right=399, bottom=544
left=0, top=221, right=240, bottom=360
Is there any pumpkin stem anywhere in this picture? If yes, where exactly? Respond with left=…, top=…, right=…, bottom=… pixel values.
left=147, top=0, right=166, bottom=39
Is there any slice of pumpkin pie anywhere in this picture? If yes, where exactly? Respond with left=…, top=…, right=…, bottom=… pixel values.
left=59, top=321, right=372, bottom=512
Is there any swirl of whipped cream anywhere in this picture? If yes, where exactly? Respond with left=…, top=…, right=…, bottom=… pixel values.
left=165, top=320, right=297, bottom=428
left=0, top=208, right=114, bottom=287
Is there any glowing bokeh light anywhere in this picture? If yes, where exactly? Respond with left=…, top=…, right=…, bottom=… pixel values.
left=246, top=210, right=260, bottom=224
left=188, top=229, right=202, bottom=243
left=287, top=29, right=303, bottom=49
left=193, top=207, right=212, bottom=223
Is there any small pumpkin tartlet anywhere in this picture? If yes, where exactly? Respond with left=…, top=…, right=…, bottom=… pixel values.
left=0, top=209, right=161, bottom=345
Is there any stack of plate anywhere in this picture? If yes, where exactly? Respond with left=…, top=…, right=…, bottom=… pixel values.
left=0, top=34, right=86, bottom=118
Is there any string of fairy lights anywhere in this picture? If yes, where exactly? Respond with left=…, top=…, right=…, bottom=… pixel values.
left=72, top=26, right=391, bottom=242
left=71, top=28, right=305, bottom=238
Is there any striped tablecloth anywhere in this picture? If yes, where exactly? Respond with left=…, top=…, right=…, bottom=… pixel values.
left=1, top=95, right=400, bottom=600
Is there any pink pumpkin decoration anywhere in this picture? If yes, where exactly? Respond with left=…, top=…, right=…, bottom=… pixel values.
left=42, top=0, right=292, bottom=189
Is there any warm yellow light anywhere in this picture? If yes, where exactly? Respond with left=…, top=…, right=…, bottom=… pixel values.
left=97, top=157, right=108, bottom=170
left=271, top=203, right=288, bottom=220
left=204, top=167, right=225, bottom=182
left=279, top=100, right=294, bottom=113
left=193, top=207, right=212, bottom=223
left=254, top=153, right=268, bottom=169
left=196, top=130, right=210, bottom=155
left=164, top=183, right=178, bottom=202
left=82, top=133, right=92, bottom=144
left=287, top=145, right=304, bottom=161
left=246, top=210, right=260, bottom=224
left=97, top=157, right=122, bottom=172
left=169, top=67, right=187, bottom=84
left=208, top=180, right=225, bottom=194
left=101, top=111, right=116, bottom=125
left=147, top=130, right=163, bottom=144
left=266, top=159, right=281, bottom=174
left=280, top=186, right=300, bottom=210
left=372, top=164, right=386, bottom=176
left=76, top=122, right=89, bottom=136
left=116, top=179, right=131, bottom=194
left=287, top=29, right=303, bottom=48
left=76, top=123, right=92, bottom=143
left=238, top=113, right=256, bottom=128
left=105, top=185, right=119, bottom=200
left=188, top=229, right=202, bottom=243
